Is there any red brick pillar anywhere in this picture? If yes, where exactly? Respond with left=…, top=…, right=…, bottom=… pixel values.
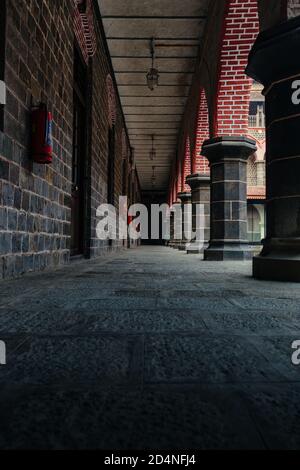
left=187, top=90, right=211, bottom=254
left=177, top=139, right=192, bottom=250
left=203, top=0, right=259, bottom=260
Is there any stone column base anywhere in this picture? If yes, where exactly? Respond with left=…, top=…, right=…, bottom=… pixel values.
left=253, top=255, right=300, bottom=282
left=204, top=242, right=256, bottom=261
left=185, top=173, right=210, bottom=255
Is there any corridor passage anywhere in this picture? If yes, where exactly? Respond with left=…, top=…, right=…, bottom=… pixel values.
left=0, top=246, right=300, bottom=449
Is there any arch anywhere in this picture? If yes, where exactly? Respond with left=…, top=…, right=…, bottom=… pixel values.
left=121, top=129, right=128, bottom=196
left=73, top=0, right=97, bottom=64
left=245, top=134, right=266, bottom=161
left=248, top=205, right=260, bottom=229
left=106, top=75, right=117, bottom=128
left=170, top=179, right=176, bottom=206
left=192, top=89, right=210, bottom=175
left=122, top=128, right=128, bottom=161
left=247, top=203, right=265, bottom=243
left=176, top=157, right=182, bottom=198
left=214, top=0, right=260, bottom=136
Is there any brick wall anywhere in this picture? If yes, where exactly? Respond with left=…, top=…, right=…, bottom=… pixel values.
left=171, top=89, right=210, bottom=202
left=214, top=0, right=259, bottom=136
left=176, top=158, right=181, bottom=199
left=192, top=89, right=210, bottom=176
left=87, top=10, right=128, bottom=256
left=167, top=0, right=228, bottom=203
left=166, top=0, right=286, bottom=204
left=0, top=0, right=133, bottom=279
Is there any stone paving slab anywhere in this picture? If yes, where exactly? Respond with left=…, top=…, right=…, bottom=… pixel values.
left=0, top=385, right=264, bottom=450
left=248, top=335, right=300, bottom=381
left=238, top=383, right=300, bottom=450
left=229, top=296, right=300, bottom=313
left=0, top=308, right=208, bottom=335
left=0, top=335, right=143, bottom=387
left=200, top=309, right=300, bottom=335
left=1, top=246, right=300, bottom=449
left=145, top=334, right=283, bottom=384
left=0, top=310, right=42, bottom=334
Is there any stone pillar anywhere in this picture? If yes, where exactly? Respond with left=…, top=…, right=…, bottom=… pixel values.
left=177, top=192, right=192, bottom=251
left=202, top=136, right=257, bottom=261
left=170, top=202, right=182, bottom=249
left=185, top=174, right=210, bottom=254
left=246, top=16, right=300, bottom=281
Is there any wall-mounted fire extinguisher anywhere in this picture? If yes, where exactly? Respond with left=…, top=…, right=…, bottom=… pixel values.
left=31, top=103, right=53, bottom=164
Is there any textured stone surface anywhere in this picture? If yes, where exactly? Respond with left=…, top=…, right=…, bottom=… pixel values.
left=0, top=336, right=140, bottom=387
left=0, top=0, right=137, bottom=279
left=0, top=246, right=300, bottom=449
left=145, top=334, right=280, bottom=384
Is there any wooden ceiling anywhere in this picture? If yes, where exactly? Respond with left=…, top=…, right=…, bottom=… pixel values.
left=98, top=0, right=209, bottom=190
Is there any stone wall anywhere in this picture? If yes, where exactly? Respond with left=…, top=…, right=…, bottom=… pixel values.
left=168, top=0, right=259, bottom=202
left=0, top=0, right=134, bottom=279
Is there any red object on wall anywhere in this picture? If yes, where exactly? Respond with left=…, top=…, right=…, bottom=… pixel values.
left=31, top=104, right=53, bottom=164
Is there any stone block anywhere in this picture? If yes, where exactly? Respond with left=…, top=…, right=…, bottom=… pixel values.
left=0, top=207, right=8, bottom=230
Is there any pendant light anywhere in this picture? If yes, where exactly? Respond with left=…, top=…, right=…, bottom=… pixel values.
left=149, top=134, right=156, bottom=161
left=147, top=38, right=159, bottom=91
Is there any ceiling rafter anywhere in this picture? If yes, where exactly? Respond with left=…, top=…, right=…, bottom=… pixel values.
left=98, top=0, right=209, bottom=190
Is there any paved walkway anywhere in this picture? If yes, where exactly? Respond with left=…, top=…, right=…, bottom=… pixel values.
left=0, top=246, right=300, bottom=449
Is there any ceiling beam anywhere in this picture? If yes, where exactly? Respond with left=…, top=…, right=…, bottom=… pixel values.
left=101, top=15, right=207, bottom=19
left=106, top=37, right=201, bottom=41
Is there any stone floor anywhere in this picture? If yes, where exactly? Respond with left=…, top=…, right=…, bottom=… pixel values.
left=0, top=245, right=300, bottom=449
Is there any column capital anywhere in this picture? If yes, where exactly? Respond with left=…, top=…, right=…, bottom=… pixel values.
left=202, top=136, right=257, bottom=165
left=186, top=173, right=210, bottom=191
left=177, top=192, right=191, bottom=203
left=246, top=16, right=300, bottom=88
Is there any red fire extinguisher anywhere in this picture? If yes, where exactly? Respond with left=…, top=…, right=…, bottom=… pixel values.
left=31, top=103, right=53, bottom=164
